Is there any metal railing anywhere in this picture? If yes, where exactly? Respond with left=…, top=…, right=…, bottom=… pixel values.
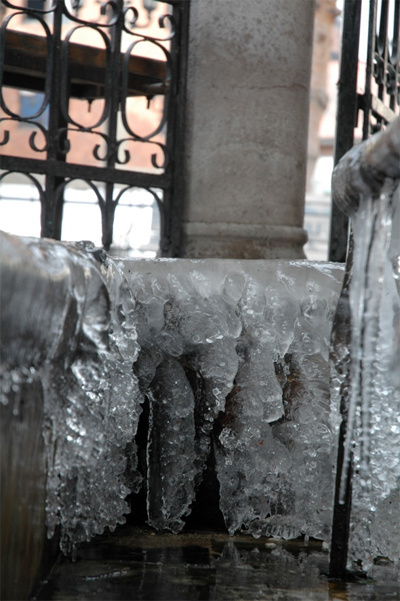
left=329, top=0, right=400, bottom=262
left=0, top=0, right=190, bottom=255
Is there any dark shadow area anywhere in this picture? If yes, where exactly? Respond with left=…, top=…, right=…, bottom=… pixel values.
left=183, top=433, right=226, bottom=533
left=124, top=397, right=150, bottom=527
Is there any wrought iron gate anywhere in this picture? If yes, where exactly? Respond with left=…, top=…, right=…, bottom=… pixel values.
left=329, top=0, right=400, bottom=262
left=0, top=0, right=189, bottom=255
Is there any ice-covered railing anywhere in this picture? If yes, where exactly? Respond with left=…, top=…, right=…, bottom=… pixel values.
left=0, top=234, right=142, bottom=556
left=329, top=116, right=400, bottom=576
left=0, top=231, right=344, bottom=557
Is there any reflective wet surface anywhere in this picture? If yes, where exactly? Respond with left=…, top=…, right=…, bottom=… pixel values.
left=33, top=527, right=400, bottom=600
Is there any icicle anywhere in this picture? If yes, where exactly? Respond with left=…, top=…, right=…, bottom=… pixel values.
left=339, top=180, right=396, bottom=503
left=339, top=195, right=372, bottom=503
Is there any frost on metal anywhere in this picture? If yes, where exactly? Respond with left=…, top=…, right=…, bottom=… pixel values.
left=1, top=231, right=344, bottom=552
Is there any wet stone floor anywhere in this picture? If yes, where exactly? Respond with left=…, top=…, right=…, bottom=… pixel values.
left=33, top=527, right=400, bottom=601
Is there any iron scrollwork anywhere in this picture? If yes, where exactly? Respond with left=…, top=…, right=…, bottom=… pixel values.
left=0, top=0, right=190, bottom=254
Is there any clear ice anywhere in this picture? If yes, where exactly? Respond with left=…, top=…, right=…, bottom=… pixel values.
left=0, top=230, right=346, bottom=553
left=2, top=221, right=400, bottom=571
left=123, top=259, right=345, bottom=540
left=338, top=182, right=400, bottom=571
left=0, top=235, right=142, bottom=553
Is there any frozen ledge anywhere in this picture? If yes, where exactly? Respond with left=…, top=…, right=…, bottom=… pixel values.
left=1, top=232, right=344, bottom=566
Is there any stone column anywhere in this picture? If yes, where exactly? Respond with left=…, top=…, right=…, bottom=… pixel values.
left=179, top=0, right=315, bottom=259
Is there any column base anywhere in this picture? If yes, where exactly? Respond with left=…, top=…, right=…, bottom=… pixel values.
left=180, top=222, right=308, bottom=260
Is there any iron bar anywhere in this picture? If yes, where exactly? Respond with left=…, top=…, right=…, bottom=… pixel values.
left=362, top=0, right=378, bottom=139
left=329, top=258, right=353, bottom=579
left=161, top=0, right=190, bottom=257
left=328, top=0, right=362, bottom=263
left=0, top=155, right=171, bottom=188
left=101, top=0, right=124, bottom=251
left=41, top=0, right=66, bottom=240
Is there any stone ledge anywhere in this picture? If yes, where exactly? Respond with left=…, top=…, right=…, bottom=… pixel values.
left=180, top=223, right=308, bottom=259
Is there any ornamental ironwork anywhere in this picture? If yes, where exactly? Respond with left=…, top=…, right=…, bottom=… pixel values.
left=329, top=0, right=400, bottom=262
left=0, top=0, right=189, bottom=255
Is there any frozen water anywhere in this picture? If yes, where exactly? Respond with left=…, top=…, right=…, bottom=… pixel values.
left=122, top=259, right=343, bottom=542
left=213, top=268, right=339, bottom=540
left=146, top=359, right=198, bottom=532
left=1, top=231, right=344, bottom=554
left=0, top=234, right=143, bottom=553
left=338, top=183, right=400, bottom=571
left=128, top=263, right=244, bottom=531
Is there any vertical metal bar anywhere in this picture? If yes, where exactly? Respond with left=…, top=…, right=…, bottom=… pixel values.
left=377, top=0, right=389, bottom=110
left=328, top=0, right=362, bottom=263
left=160, top=0, right=190, bottom=257
left=41, top=0, right=66, bottom=240
left=328, top=0, right=364, bottom=579
left=101, top=1, right=124, bottom=251
left=329, top=248, right=353, bottom=579
left=362, top=0, right=378, bottom=139
left=329, top=422, right=354, bottom=578
left=389, top=0, right=399, bottom=112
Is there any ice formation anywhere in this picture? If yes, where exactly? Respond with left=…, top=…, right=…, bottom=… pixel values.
left=3, top=216, right=400, bottom=572
left=340, top=183, right=400, bottom=571
left=1, top=234, right=142, bottom=553
left=1, top=231, right=345, bottom=552
left=124, top=259, right=344, bottom=541
left=330, top=114, right=400, bottom=572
